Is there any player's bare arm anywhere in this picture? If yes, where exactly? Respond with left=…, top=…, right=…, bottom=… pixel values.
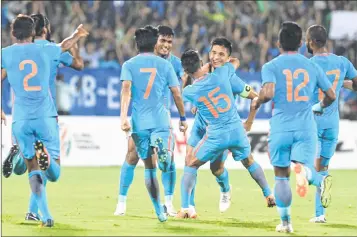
left=120, top=81, right=132, bottom=132
left=343, top=77, right=357, bottom=91
left=69, top=43, right=84, bottom=70
left=255, top=82, right=275, bottom=110
left=229, top=57, right=240, bottom=70
left=59, top=24, right=89, bottom=52
left=243, top=89, right=259, bottom=132
left=320, top=88, right=336, bottom=108
left=170, top=86, right=188, bottom=132
left=1, top=68, right=7, bottom=81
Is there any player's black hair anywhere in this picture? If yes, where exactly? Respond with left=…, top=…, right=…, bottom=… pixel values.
left=181, top=49, right=201, bottom=74
left=135, top=26, right=158, bottom=53
left=157, top=25, right=175, bottom=37
left=11, top=14, right=35, bottom=41
left=307, top=25, right=327, bottom=48
left=30, top=14, right=50, bottom=36
left=278, top=21, right=302, bottom=51
left=210, top=37, right=232, bottom=56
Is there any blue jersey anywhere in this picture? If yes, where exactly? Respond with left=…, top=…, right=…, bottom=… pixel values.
left=2, top=43, right=61, bottom=122
left=34, top=39, right=73, bottom=105
left=120, top=53, right=180, bottom=132
left=163, top=53, right=184, bottom=108
left=261, top=53, right=332, bottom=134
left=183, top=63, right=246, bottom=133
left=311, top=54, right=357, bottom=129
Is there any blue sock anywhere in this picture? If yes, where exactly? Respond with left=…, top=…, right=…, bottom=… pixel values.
left=45, top=158, right=61, bottom=182
left=215, top=168, right=230, bottom=192
left=13, top=154, right=27, bottom=175
left=144, top=168, right=162, bottom=215
left=28, top=171, right=52, bottom=222
left=180, top=166, right=197, bottom=209
left=190, top=175, right=197, bottom=207
left=28, top=175, right=48, bottom=215
left=162, top=161, right=176, bottom=203
left=119, top=161, right=136, bottom=200
left=274, top=177, right=292, bottom=225
left=315, top=170, right=328, bottom=217
left=247, top=161, right=272, bottom=197
left=303, top=164, right=324, bottom=187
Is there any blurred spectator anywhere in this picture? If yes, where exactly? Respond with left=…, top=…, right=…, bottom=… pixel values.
left=2, top=0, right=357, bottom=118
left=56, top=74, right=76, bottom=115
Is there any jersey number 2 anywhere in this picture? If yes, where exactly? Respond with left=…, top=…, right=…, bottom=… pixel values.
left=198, top=87, right=231, bottom=118
left=19, top=60, right=41, bottom=91
left=283, top=69, right=309, bottom=102
left=140, top=68, right=157, bottom=99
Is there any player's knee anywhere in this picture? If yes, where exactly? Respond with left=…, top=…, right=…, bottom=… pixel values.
left=126, top=151, right=139, bottom=165
left=46, top=173, right=60, bottom=182
left=241, top=153, right=254, bottom=168
left=210, top=165, right=224, bottom=177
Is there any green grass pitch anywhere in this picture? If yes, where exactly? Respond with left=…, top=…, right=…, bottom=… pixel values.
left=2, top=167, right=357, bottom=236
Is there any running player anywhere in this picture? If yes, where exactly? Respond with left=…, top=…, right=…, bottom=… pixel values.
left=306, top=25, right=357, bottom=223
left=2, top=13, right=85, bottom=222
left=185, top=37, right=275, bottom=215
left=177, top=49, right=258, bottom=218
left=1, top=14, right=88, bottom=227
left=255, top=21, right=335, bottom=233
left=115, top=25, right=184, bottom=217
left=120, top=26, right=187, bottom=222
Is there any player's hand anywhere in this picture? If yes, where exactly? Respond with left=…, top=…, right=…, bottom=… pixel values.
left=243, top=121, right=253, bottom=132
left=1, top=110, right=7, bottom=126
left=191, top=107, right=197, bottom=115
left=179, top=121, right=188, bottom=133
left=121, top=119, right=131, bottom=133
left=201, top=63, right=211, bottom=74
left=229, top=57, right=240, bottom=69
left=75, top=24, right=89, bottom=38
left=312, top=102, right=324, bottom=116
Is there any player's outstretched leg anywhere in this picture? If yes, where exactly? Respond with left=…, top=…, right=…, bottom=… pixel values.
left=115, top=136, right=139, bottom=216
left=241, top=154, right=275, bottom=207
left=293, top=162, right=332, bottom=208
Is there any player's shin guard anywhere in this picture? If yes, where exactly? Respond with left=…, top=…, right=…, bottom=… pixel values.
left=275, top=177, right=292, bottom=225
left=45, top=158, right=60, bottom=182
left=28, top=171, right=52, bottom=222
left=247, top=161, right=272, bottom=197
left=162, top=161, right=176, bottom=203
left=28, top=175, right=48, bottom=216
left=315, top=170, right=328, bottom=217
left=13, top=154, right=27, bottom=175
left=144, top=168, right=163, bottom=216
left=180, top=166, right=197, bottom=209
left=119, top=161, right=136, bottom=200
left=215, top=168, right=230, bottom=192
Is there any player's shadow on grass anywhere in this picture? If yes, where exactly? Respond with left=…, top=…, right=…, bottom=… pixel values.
left=158, top=224, right=222, bottom=235
left=324, top=223, right=357, bottom=230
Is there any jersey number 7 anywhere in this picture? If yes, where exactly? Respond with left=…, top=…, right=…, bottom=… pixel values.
left=140, top=68, right=157, bottom=99
left=198, top=87, right=231, bottom=118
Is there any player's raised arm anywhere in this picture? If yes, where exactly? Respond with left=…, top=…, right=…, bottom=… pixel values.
left=120, top=62, right=132, bottom=132
left=313, top=65, right=336, bottom=115
left=68, top=43, right=84, bottom=70
left=59, top=24, right=89, bottom=52
left=343, top=77, right=357, bottom=91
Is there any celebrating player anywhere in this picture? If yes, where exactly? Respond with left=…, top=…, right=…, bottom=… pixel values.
left=255, top=21, right=335, bottom=233
left=177, top=49, right=258, bottom=218
left=115, top=25, right=184, bottom=217
left=2, top=13, right=85, bottom=222
left=1, top=14, right=88, bottom=227
left=120, top=26, right=187, bottom=222
left=306, top=24, right=357, bottom=223
left=185, top=38, right=275, bottom=215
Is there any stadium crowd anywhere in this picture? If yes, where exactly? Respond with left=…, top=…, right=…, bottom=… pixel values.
left=2, top=0, right=356, bottom=118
